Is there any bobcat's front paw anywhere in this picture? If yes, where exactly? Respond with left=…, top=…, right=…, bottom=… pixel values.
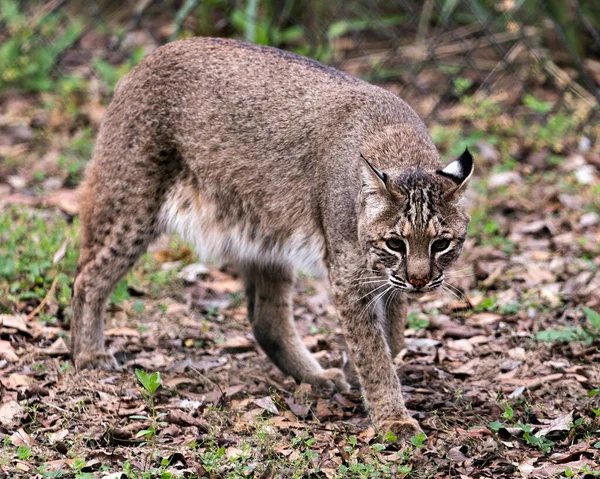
left=74, top=350, right=120, bottom=371
left=377, top=417, right=424, bottom=442
left=307, top=368, right=351, bottom=397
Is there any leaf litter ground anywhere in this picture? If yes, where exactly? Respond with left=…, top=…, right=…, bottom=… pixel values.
left=1, top=83, right=600, bottom=479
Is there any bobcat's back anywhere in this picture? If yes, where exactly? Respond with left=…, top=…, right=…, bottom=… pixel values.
left=87, top=37, right=435, bottom=269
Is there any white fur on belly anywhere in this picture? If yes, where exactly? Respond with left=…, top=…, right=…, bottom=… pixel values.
left=158, top=186, right=326, bottom=274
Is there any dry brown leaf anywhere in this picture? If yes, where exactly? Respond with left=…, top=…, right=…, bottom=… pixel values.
left=529, top=459, right=596, bottom=478
left=166, top=303, right=188, bottom=316
left=252, top=396, right=279, bottom=415
left=164, top=377, right=194, bottom=388
left=357, top=427, right=376, bottom=443
left=15, top=462, right=31, bottom=472
left=165, top=410, right=208, bottom=431
left=125, top=352, right=171, bottom=370
left=450, top=359, right=479, bottom=376
left=44, top=337, right=70, bottom=356
left=447, top=338, right=474, bottom=353
left=469, top=312, right=502, bottom=326
left=199, top=279, right=243, bottom=294
left=1, top=373, right=32, bottom=390
left=219, top=336, right=255, bottom=353
left=0, top=314, right=29, bottom=334
left=322, top=468, right=338, bottom=478
left=521, top=268, right=555, bottom=286
left=10, top=427, right=36, bottom=447
left=534, top=411, right=573, bottom=438
left=500, top=373, right=564, bottom=389
left=286, top=396, right=310, bottom=418
left=48, top=429, right=69, bottom=444
left=45, top=188, right=80, bottom=215
left=52, top=240, right=68, bottom=265
left=0, top=339, right=18, bottom=361
left=223, top=384, right=245, bottom=397
left=0, top=401, right=25, bottom=427
left=105, top=327, right=140, bottom=337
left=447, top=445, right=469, bottom=463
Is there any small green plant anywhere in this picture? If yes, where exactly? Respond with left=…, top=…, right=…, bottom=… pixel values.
left=410, top=432, right=427, bottom=448
left=71, top=458, right=93, bottom=479
left=523, top=94, right=553, bottom=114
left=453, top=77, right=473, bottom=96
left=132, top=369, right=167, bottom=449
left=476, top=296, right=498, bottom=312
left=502, top=404, right=514, bottom=420
left=516, top=423, right=555, bottom=453
left=536, top=307, right=600, bottom=345
left=16, top=445, right=32, bottom=460
left=488, top=401, right=573, bottom=454
left=407, top=311, right=429, bottom=330
left=195, top=440, right=229, bottom=474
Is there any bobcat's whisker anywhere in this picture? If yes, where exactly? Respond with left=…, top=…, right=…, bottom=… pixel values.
left=444, top=282, right=469, bottom=301
left=356, top=280, right=388, bottom=288
left=444, top=272, right=475, bottom=278
left=448, top=266, right=473, bottom=273
left=383, top=287, right=397, bottom=313
left=353, top=282, right=390, bottom=304
left=440, top=287, right=456, bottom=306
left=441, top=284, right=462, bottom=303
left=361, top=285, right=393, bottom=316
left=351, top=276, right=384, bottom=283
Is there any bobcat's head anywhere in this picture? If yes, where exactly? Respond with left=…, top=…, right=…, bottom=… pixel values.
left=356, top=148, right=473, bottom=296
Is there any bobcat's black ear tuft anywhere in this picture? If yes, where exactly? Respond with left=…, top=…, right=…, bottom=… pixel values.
left=359, top=153, right=389, bottom=193
left=436, top=148, right=474, bottom=189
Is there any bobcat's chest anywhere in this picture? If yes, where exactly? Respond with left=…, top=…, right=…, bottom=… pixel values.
left=159, top=179, right=326, bottom=273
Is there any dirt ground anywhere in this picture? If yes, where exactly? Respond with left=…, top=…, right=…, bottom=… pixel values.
left=1, top=127, right=600, bottom=478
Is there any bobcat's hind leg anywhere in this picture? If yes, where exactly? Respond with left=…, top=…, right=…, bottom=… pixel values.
left=71, top=167, right=165, bottom=370
left=243, top=262, right=349, bottom=396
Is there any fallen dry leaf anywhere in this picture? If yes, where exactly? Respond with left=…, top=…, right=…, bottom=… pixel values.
left=0, top=401, right=25, bottom=427
left=43, top=337, right=70, bottom=356
left=219, top=335, right=255, bottom=353
left=468, top=312, right=502, bottom=326
left=252, top=396, right=279, bottom=415
left=105, top=327, right=140, bottom=337
left=199, top=279, right=243, bottom=294
left=0, top=314, right=29, bottom=334
left=48, top=429, right=69, bottom=444
left=534, top=411, right=573, bottom=438
left=0, top=339, right=18, bottom=361
left=1, top=373, right=32, bottom=390
left=10, top=427, right=36, bottom=447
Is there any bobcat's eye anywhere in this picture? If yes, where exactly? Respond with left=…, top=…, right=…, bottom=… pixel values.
left=385, top=238, right=406, bottom=254
left=431, top=239, right=451, bottom=253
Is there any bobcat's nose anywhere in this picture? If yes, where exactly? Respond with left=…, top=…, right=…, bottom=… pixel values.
left=408, top=277, right=429, bottom=289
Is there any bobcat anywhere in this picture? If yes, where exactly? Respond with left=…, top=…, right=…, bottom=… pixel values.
left=71, top=37, right=473, bottom=439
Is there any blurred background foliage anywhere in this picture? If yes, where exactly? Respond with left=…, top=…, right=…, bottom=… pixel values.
left=0, top=0, right=598, bottom=161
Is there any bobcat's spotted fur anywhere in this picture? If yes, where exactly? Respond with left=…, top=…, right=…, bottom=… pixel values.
left=71, top=37, right=473, bottom=439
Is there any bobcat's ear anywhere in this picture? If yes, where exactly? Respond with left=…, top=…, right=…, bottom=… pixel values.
left=359, top=153, right=389, bottom=195
left=437, top=148, right=474, bottom=194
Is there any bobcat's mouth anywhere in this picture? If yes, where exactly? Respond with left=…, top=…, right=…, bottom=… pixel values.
left=389, top=274, right=444, bottom=294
